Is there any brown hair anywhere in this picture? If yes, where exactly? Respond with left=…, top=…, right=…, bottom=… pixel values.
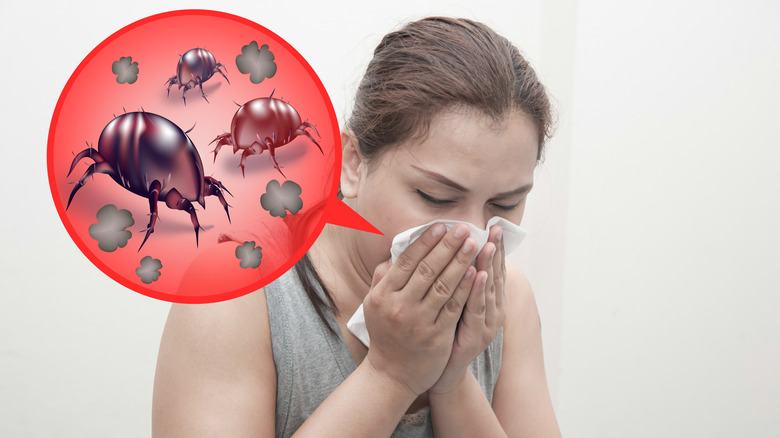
left=349, top=16, right=553, bottom=162
left=296, top=17, right=554, bottom=335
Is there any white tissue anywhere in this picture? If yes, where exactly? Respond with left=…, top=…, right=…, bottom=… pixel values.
left=347, top=217, right=526, bottom=347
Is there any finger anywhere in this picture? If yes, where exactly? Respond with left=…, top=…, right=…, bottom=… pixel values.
left=475, top=241, right=497, bottom=297
left=436, top=265, right=477, bottom=326
left=484, top=263, right=498, bottom=328
left=372, top=260, right=392, bottom=287
left=479, top=236, right=498, bottom=327
left=405, top=224, right=472, bottom=302
left=491, top=227, right=506, bottom=309
left=475, top=238, right=496, bottom=276
left=458, top=269, right=487, bottom=330
left=422, top=235, right=479, bottom=317
left=382, top=223, right=447, bottom=290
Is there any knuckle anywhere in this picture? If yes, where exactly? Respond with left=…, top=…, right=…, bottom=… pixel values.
left=416, top=260, right=437, bottom=282
left=432, top=279, right=451, bottom=299
left=440, top=234, right=461, bottom=251
left=367, top=291, right=385, bottom=308
left=371, top=269, right=385, bottom=286
left=454, top=251, right=474, bottom=269
left=394, top=252, right=415, bottom=272
left=387, top=305, right=405, bottom=323
left=445, top=296, right=462, bottom=313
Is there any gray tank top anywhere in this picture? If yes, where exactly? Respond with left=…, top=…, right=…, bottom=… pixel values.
left=265, top=268, right=503, bottom=438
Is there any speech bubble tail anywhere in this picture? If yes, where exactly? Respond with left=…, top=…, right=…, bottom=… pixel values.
left=325, top=198, right=383, bottom=235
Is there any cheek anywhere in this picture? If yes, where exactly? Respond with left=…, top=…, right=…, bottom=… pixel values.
left=358, top=177, right=430, bottom=235
left=353, top=192, right=441, bottom=267
left=511, top=198, right=528, bottom=224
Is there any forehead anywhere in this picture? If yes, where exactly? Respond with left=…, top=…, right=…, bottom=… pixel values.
left=381, top=108, right=539, bottom=183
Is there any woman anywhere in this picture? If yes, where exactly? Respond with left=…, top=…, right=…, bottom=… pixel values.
left=153, top=17, right=561, bottom=437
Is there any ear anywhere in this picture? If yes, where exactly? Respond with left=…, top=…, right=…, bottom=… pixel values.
left=340, top=129, right=364, bottom=199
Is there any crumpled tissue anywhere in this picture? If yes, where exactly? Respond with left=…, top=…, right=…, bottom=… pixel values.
left=347, top=217, right=526, bottom=347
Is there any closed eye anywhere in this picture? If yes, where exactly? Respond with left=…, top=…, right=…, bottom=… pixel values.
left=417, top=189, right=455, bottom=205
left=491, top=201, right=521, bottom=211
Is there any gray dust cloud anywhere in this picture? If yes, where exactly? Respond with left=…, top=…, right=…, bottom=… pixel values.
left=88, top=204, right=134, bottom=252
left=235, top=241, right=263, bottom=269
left=236, top=41, right=277, bottom=84
left=135, top=256, right=162, bottom=284
left=260, top=180, right=303, bottom=218
left=112, top=56, right=139, bottom=84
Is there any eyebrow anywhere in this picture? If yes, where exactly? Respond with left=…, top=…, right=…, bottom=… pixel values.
left=411, top=165, right=533, bottom=198
left=493, top=184, right=533, bottom=198
left=412, top=165, right=469, bottom=192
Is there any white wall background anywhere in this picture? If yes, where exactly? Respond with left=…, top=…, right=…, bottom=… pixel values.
left=1, top=0, right=777, bottom=437
left=557, top=1, right=780, bottom=436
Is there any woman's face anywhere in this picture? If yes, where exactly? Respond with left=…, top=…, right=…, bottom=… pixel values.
left=345, top=108, right=539, bottom=271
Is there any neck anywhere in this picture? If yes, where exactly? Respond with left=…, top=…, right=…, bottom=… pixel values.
left=308, top=223, right=375, bottom=318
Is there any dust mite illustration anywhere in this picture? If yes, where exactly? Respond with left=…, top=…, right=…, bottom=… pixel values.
left=66, top=111, right=232, bottom=250
left=165, top=48, right=229, bottom=104
left=210, top=91, right=322, bottom=178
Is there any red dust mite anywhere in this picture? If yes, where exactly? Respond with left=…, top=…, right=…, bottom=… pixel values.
left=66, top=111, right=232, bottom=250
left=210, top=91, right=323, bottom=178
left=165, top=48, right=229, bottom=104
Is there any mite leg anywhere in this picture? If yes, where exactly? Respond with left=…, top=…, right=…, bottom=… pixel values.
left=66, top=160, right=115, bottom=209
left=238, top=148, right=252, bottom=178
left=203, top=176, right=232, bottom=223
left=138, top=180, right=162, bottom=251
left=267, top=143, right=287, bottom=179
left=301, top=121, right=320, bottom=137
left=181, top=80, right=195, bottom=106
left=209, top=134, right=232, bottom=162
left=165, top=76, right=179, bottom=98
left=256, top=135, right=285, bottom=178
left=297, top=129, right=323, bottom=154
left=67, top=146, right=107, bottom=177
left=165, top=188, right=202, bottom=247
left=238, top=143, right=264, bottom=178
left=297, top=122, right=323, bottom=154
left=198, top=79, right=209, bottom=103
left=214, top=63, right=230, bottom=84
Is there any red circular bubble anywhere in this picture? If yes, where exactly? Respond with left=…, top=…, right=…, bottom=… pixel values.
left=48, top=10, right=339, bottom=303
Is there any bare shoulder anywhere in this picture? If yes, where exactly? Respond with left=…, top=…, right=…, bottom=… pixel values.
left=152, top=289, right=276, bottom=436
left=493, top=260, right=562, bottom=437
left=503, top=260, right=541, bottom=329
left=158, top=289, right=271, bottom=364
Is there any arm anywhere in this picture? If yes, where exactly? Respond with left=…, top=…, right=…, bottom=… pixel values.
left=429, top=371, right=508, bottom=437
left=491, top=263, right=561, bottom=437
left=152, top=290, right=276, bottom=437
left=296, top=223, right=479, bottom=437
left=293, top=360, right=418, bottom=437
left=155, top=273, right=417, bottom=438
left=428, top=228, right=561, bottom=437
left=427, top=226, right=508, bottom=437
left=154, top=223, right=479, bottom=437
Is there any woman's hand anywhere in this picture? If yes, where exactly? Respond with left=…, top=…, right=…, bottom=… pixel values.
left=429, top=225, right=506, bottom=395
left=363, top=223, right=479, bottom=396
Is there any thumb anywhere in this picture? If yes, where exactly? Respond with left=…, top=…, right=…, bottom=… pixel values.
left=371, top=260, right=392, bottom=287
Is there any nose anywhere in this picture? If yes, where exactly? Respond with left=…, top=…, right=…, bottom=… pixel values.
left=458, top=207, right=491, bottom=231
